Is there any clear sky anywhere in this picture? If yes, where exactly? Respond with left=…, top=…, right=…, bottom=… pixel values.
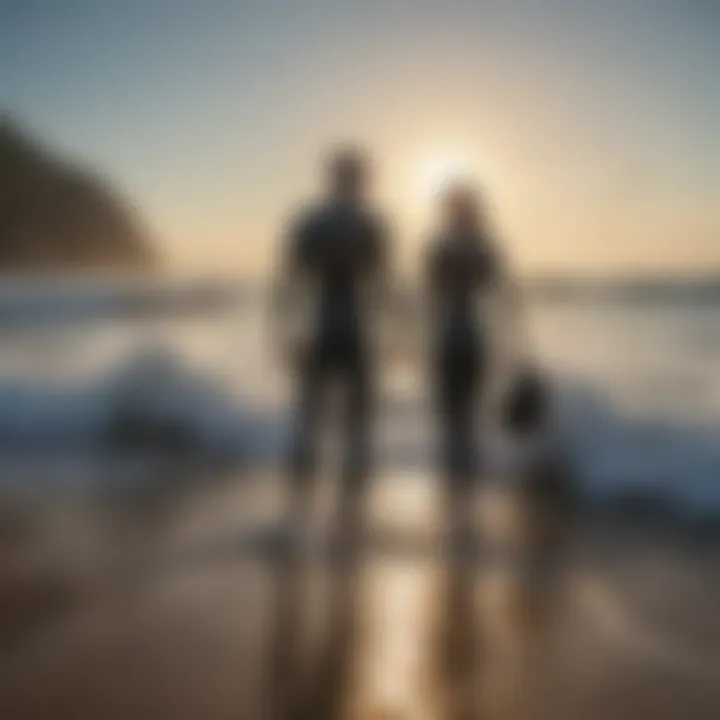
left=1, top=0, right=718, bottom=276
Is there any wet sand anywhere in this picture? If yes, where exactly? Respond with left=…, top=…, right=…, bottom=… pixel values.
left=0, top=472, right=719, bottom=720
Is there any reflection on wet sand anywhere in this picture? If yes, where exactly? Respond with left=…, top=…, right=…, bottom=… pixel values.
left=350, top=478, right=441, bottom=720
left=263, top=473, right=570, bottom=720
left=1, top=471, right=718, bottom=719
left=435, top=478, right=570, bottom=720
left=267, top=551, right=359, bottom=720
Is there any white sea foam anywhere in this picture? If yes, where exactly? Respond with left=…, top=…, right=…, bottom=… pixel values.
left=0, top=279, right=718, bottom=521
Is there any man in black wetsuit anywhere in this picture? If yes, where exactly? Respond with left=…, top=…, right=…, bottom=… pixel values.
left=275, top=147, right=389, bottom=533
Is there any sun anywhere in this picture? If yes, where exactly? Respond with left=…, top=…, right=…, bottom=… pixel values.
left=414, top=151, right=475, bottom=201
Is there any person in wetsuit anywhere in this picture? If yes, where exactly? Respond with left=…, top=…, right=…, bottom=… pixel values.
left=425, top=181, right=512, bottom=522
left=275, top=147, right=389, bottom=531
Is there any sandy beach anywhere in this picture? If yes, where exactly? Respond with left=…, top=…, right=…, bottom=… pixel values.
left=0, top=469, right=718, bottom=720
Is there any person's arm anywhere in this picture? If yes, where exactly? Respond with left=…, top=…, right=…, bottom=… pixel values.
left=424, top=241, right=443, bottom=328
left=362, top=213, right=398, bottom=360
left=270, top=210, right=313, bottom=366
left=493, top=252, right=525, bottom=359
left=419, top=240, right=446, bottom=364
left=484, top=244, right=529, bottom=403
left=364, top=213, right=391, bottom=293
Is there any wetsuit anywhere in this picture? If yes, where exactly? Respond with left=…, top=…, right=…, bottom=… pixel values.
left=285, top=199, right=387, bottom=498
left=426, top=233, right=501, bottom=489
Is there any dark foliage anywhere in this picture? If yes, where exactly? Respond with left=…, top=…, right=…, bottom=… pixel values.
left=0, top=116, right=154, bottom=269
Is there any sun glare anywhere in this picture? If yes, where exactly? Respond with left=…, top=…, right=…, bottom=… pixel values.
left=414, top=152, right=475, bottom=201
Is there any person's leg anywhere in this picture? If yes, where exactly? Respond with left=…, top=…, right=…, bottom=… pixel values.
left=441, top=404, right=474, bottom=517
left=337, top=350, right=372, bottom=542
left=438, top=358, right=479, bottom=549
left=287, top=353, right=325, bottom=524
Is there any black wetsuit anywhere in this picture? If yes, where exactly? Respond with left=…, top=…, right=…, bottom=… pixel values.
left=426, top=234, right=500, bottom=487
left=286, top=200, right=387, bottom=492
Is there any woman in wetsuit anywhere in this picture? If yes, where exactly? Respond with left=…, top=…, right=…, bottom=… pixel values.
left=425, top=182, right=508, bottom=517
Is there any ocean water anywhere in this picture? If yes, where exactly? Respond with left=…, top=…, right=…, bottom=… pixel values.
left=0, top=278, right=718, bottom=521
left=528, top=293, right=720, bottom=519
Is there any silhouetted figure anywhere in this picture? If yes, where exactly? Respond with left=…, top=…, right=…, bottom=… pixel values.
left=425, top=182, right=511, bottom=529
left=275, top=147, right=389, bottom=536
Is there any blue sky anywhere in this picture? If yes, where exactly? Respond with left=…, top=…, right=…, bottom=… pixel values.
left=1, top=0, right=718, bottom=274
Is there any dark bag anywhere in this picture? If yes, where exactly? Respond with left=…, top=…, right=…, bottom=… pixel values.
left=503, top=369, right=548, bottom=433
